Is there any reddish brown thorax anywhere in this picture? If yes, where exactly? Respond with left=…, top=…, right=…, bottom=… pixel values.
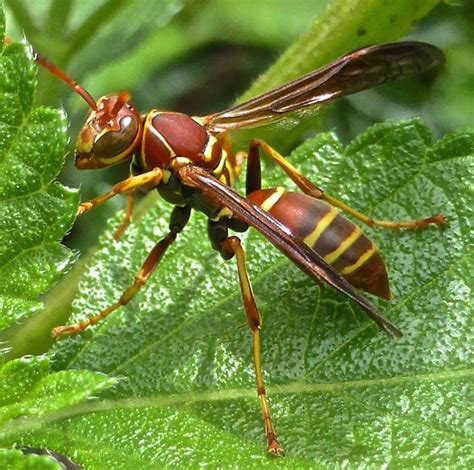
left=140, top=111, right=223, bottom=171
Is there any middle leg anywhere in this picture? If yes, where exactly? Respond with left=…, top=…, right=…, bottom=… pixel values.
left=209, top=218, right=282, bottom=455
left=53, top=205, right=191, bottom=338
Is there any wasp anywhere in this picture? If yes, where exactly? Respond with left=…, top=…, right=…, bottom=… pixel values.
left=25, top=39, right=445, bottom=455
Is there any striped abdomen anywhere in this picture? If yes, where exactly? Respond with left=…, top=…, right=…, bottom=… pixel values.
left=248, top=188, right=391, bottom=299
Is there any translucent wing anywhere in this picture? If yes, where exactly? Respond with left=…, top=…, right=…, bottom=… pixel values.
left=179, top=165, right=402, bottom=339
left=204, top=42, right=445, bottom=133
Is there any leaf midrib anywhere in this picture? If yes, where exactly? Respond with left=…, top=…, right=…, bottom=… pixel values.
left=1, top=367, right=472, bottom=444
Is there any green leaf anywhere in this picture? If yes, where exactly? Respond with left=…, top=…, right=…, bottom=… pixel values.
left=0, top=6, right=120, bottom=466
left=66, top=0, right=319, bottom=107
left=0, top=356, right=115, bottom=467
left=0, top=448, right=62, bottom=470
left=0, top=6, right=79, bottom=348
left=5, top=119, right=472, bottom=467
left=0, top=355, right=115, bottom=425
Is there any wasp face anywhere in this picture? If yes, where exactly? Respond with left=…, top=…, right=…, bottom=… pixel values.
left=75, top=94, right=142, bottom=170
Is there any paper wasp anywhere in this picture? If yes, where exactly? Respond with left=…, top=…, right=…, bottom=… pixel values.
left=21, top=38, right=446, bottom=455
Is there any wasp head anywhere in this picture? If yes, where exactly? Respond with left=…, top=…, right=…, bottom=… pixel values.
left=75, top=92, right=142, bottom=170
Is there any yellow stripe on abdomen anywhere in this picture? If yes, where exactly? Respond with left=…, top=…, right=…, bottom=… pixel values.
left=323, top=226, right=362, bottom=264
left=341, top=245, right=377, bottom=275
left=261, top=187, right=285, bottom=211
left=303, top=207, right=338, bottom=247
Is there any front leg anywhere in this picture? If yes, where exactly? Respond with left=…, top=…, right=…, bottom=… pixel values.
left=77, top=167, right=163, bottom=216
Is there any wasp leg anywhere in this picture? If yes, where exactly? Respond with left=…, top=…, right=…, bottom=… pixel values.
left=113, top=191, right=136, bottom=240
left=220, top=235, right=283, bottom=456
left=77, top=167, right=163, bottom=217
left=247, top=139, right=446, bottom=230
left=222, top=134, right=244, bottom=181
left=53, top=206, right=190, bottom=338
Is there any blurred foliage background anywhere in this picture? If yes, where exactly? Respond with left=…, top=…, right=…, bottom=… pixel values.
left=5, top=0, right=473, bottom=253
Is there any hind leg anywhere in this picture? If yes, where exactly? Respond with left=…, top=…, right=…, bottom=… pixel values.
left=246, top=139, right=446, bottom=229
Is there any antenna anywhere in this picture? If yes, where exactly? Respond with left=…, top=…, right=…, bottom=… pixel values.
left=97, top=91, right=131, bottom=126
left=110, top=91, right=130, bottom=117
left=5, top=37, right=98, bottom=111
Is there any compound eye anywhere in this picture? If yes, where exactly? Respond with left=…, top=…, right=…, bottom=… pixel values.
left=93, top=116, right=138, bottom=160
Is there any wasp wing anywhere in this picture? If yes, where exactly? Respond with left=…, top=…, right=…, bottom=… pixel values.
left=204, top=42, right=444, bottom=133
left=179, top=165, right=402, bottom=339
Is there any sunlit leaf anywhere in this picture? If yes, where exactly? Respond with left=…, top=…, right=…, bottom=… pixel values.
left=0, top=356, right=115, bottom=467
